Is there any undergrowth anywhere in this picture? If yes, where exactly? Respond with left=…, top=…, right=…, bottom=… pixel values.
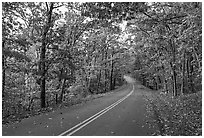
left=146, top=91, right=202, bottom=136
left=2, top=93, right=104, bottom=126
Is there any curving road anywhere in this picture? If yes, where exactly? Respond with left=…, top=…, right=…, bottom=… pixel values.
left=2, top=78, right=157, bottom=136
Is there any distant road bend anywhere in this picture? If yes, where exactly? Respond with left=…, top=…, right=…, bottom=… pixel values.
left=2, top=75, right=157, bottom=136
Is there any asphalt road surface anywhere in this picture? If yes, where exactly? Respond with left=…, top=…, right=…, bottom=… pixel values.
left=2, top=80, right=157, bottom=136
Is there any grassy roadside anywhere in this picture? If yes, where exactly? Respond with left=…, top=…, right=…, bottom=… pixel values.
left=2, top=84, right=128, bottom=126
left=145, top=91, right=202, bottom=136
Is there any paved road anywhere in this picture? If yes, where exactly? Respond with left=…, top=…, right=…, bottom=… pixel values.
left=2, top=81, right=157, bottom=136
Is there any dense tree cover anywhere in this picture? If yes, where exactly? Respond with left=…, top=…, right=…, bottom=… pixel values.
left=2, top=2, right=201, bottom=121
left=124, top=2, right=202, bottom=96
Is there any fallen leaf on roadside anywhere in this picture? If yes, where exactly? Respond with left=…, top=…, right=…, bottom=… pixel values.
left=28, top=131, right=32, bottom=134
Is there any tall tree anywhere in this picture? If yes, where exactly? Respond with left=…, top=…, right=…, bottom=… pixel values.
left=39, top=2, right=54, bottom=108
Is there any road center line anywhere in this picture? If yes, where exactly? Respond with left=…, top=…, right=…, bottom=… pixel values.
left=59, top=84, right=134, bottom=136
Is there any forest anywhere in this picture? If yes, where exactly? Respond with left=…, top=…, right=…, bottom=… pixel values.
left=2, top=2, right=202, bottom=127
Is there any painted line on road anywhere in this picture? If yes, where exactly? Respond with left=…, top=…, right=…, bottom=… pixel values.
left=59, top=84, right=134, bottom=136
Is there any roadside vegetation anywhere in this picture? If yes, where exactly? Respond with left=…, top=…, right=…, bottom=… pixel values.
left=2, top=91, right=105, bottom=125
left=146, top=91, right=202, bottom=136
left=3, top=83, right=128, bottom=125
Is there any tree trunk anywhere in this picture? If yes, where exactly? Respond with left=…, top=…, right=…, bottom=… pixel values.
left=141, top=74, right=146, bottom=86
left=188, top=54, right=195, bottom=93
left=104, top=47, right=108, bottom=92
left=154, top=77, right=158, bottom=90
left=88, top=77, right=92, bottom=93
left=171, top=62, right=177, bottom=96
left=109, top=64, right=114, bottom=90
left=97, top=70, right=101, bottom=92
left=40, top=3, right=54, bottom=108
left=164, top=78, right=168, bottom=93
left=170, top=39, right=177, bottom=96
left=59, top=79, right=66, bottom=103
left=181, top=50, right=186, bottom=95
left=193, top=47, right=201, bottom=70
left=113, top=75, right=116, bottom=88
left=157, top=76, right=162, bottom=89
left=97, top=49, right=104, bottom=93
left=161, top=65, right=168, bottom=93
left=2, top=40, right=6, bottom=98
left=109, top=49, right=115, bottom=91
left=186, top=55, right=190, bottom=93
left=56, top=69, right=63, bottom=104
left=55, top=94, right=58, bottom=104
